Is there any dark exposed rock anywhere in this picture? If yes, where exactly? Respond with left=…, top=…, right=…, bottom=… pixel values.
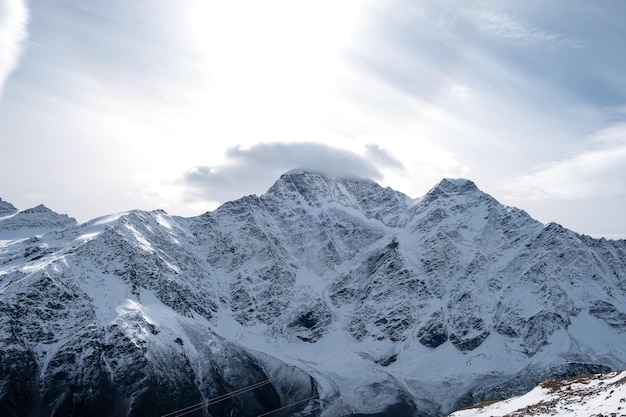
left=449, top=331, right=490, bottom=352
left=589, top=300, right=626, bottom=330
left=417, top=310, right=448, bottom=349
left=285, top=300, right=332, bottom=342
left=523, top=311, right=568, bottom=356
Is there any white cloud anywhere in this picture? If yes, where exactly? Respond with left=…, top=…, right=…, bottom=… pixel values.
left=448, top=83, right=473, bottom=101
left=503, top=123, right=626, bottom=201
left=0, top=0, right=28, bottom=97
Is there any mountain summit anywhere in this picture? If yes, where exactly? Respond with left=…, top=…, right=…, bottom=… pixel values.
left=428, top=177, right=479, bottom=194
left=0, top=198, right=18, bottom=217
left=1, top=172, right=625, bottom=417
left=0, top=201, right=76, bottom=233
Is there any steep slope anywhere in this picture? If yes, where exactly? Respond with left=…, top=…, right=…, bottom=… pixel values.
left=1, top=172, right=626, bottom=417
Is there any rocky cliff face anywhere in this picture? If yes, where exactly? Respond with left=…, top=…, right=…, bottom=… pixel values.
left=1, top=171, right=626, bottom=417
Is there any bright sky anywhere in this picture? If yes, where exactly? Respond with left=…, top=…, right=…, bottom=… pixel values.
left=1, top=0, right=626, bottom=238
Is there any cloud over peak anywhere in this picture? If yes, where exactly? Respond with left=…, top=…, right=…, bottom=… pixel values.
left=177, top=141, right=404, bottom=205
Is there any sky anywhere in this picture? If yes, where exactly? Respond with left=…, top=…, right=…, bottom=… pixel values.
left=1, top=0, right=626, bottom=239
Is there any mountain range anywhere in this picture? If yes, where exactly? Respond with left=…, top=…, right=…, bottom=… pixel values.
left=1, top=170, right=626, bottom=417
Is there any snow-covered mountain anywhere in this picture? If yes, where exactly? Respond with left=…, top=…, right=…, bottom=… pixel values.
left=1, top=170, right=626, bottom=417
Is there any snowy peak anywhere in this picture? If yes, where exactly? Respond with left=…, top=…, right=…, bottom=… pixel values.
left=264, top=169, right=410, bottom=226
left=426, top=178, right=480, bottom=197
left=20, top=204, right=55, bottom=214
left=281, top=168, right=375, bottom=183
left=15, top=204, right=76, bottom=226
left=267, top=169, right=378, bottom=205
left=0, top=198, right=18, bottom=217
left=0, top=203, right=77, bottom=233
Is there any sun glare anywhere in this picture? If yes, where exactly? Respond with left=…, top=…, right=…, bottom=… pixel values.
left=185, top=0, right=363, bottom=124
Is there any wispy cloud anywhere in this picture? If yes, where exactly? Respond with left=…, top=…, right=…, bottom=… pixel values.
left=434, top=4, right=583, bottom=49
left=0, top=0, right=28, bottom=97
left=405, top=2, right=581, bottom=49
left=467, top=10, right=563, bottom=46
left=503, top=123, right=626, bottom=201
left=447, top=83, right=473, bottom=101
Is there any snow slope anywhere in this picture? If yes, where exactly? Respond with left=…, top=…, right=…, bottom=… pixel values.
left=448, top=368, right=626, bottom=417
left=1, top=171, right=626, bottom=417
